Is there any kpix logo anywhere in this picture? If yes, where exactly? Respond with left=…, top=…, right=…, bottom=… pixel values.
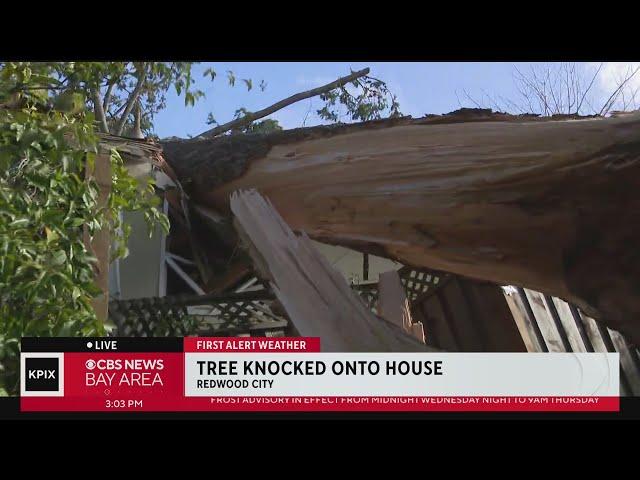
left=25, top=358, right=58, bottom=391
left=20, top=352, right=64, bottom=397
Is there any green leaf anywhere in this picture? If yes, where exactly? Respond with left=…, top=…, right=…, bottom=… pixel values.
left=53, top=91, right=86, bottom=114
left=45, top=227, right=59, bottom=243
left=50, top=250, right=67, bottom=266
left=226, top=71, right=236, bottom=87
left=203, top=68, right=217, bottom=81
left=9, top=218, right=29, bottom=228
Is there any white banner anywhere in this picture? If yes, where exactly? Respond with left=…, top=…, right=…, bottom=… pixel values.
left=184, top=352, right=619, bottom=397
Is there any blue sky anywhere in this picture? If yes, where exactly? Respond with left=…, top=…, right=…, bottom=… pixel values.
left=153, top=62, right=638, bottom=139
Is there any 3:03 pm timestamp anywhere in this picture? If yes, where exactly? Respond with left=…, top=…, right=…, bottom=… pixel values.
left=105, top=399, right=143, bottom=408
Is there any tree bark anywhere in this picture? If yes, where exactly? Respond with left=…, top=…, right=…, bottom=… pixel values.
left=160, top=110, right=640, bottom=344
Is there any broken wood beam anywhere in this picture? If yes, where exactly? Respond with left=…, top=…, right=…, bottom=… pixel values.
left=377, top=270, right=425, bottom=343
left=230, top=189, right=436, bottom=352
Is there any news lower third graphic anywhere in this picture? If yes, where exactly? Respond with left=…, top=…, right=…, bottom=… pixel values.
left=19, top=337, right=620, bottom=412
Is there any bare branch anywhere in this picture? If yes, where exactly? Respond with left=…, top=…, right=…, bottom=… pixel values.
left=577, top=63, right=602, bottom=114
left=480, top=88, right=506, bottom=111
left=114, top=63, right=146, bottom=136
left=497, top=93, right=526, bottom=114
left=461, top=88, right=484, bottom=109
left=195, top=68, right=371, bottom=139
left=132, top=100, right=144, bottom=139
left=302, top=98, right=313, bottom=127
left=102, top=77, right=116, bottom=113
left=454, top=89, right=463, bottom=108
left=91, top=89, right=110, bottom=133
left=599, top=64, right=640, bottom=116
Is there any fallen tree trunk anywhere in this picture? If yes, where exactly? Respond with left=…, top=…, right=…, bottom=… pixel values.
left=161, top=110, right=640, bottom=344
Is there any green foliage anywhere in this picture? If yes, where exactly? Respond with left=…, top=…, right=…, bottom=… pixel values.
left=0, top=61, right=211, bottom=137
left=203, top=68, right=217, bottom=82
left=103, top=62, right=205, bottom=136
left=226, top=71, right=236, bottom=87
left=0, top=62, right=168, bottom=395
left=228, top=108, right=283, bottom=134
left=317, top=74, right=401, bottom=123
left=204, top=70, right=401, bottom=134
left=243, top=119, right=282, bottom=134
left=14, top=62, right=262, bottom=138
left=53, top=91, right=86, bottom=114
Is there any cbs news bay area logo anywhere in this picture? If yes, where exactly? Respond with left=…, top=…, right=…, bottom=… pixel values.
left=84, top=358, right=164, bottom=387
left=21, top=354, right=165, bottom=396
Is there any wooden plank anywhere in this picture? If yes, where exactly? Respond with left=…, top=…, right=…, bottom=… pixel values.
left=411, top=306, right=434, bottom=347
left=567, top=304, right=595, bottom=352
left=503, top=288, right=539, bottom=352
left=524, top=289, right=566, bottom=352
left=579, top=312, right=610, bottom=353
left=579, top=311, right=632, bottom=396
left=608, top=329, right=640, bottom=396
left=541, top=295, right=573, bottom=351
left=83, top=153, right=111, bottom=322
left=502, top=286, right=546, bottom=352
left=378, top=270, right=412, bottom=329
left=377, top=270, right=424, bottom=343
left=230, top=190, right=436, bottom=352
left=550, top=297, right=588, bottom=352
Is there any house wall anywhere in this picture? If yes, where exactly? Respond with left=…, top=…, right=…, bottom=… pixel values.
left=118, top=211, right=164, bottom=299
left=108, top=162, right=164, bottom=300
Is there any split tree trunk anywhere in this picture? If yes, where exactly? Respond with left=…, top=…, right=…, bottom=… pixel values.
left=161, top=111, right=640, bottom=344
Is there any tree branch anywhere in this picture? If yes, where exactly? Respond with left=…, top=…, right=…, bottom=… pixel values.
left=114, top=63, right=146, bottom=136
left=577, top=62, right=602, bottom=114
left=195, top=67, right=371, bottom=139
left=599, top=65, right=640, bottom=116
left=102, top=77, right=116, bottom=113
left=132, top=100, right=143, bottom=139
left=91, top=88, right=110, bottom=133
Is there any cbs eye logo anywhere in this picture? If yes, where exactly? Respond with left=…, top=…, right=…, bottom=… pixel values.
left=85, top=359, right=96, bottom=370
left=20, top=352, right=64, bottom=397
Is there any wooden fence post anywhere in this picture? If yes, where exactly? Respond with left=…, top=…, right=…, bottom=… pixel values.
left=83, top=153, right=112, bottom=322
